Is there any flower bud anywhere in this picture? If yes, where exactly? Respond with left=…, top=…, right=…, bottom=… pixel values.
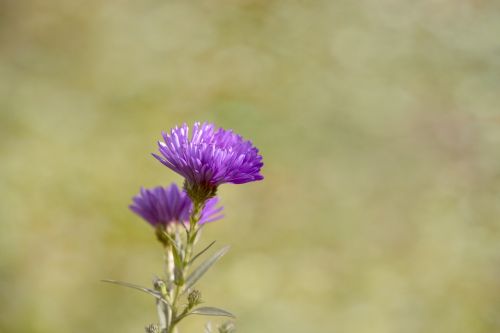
left=188, top=289, right=202, bottom=307
left=153, top=278, right=167, bottom=297
left=218, top=321, right=236, bottom=333
left=145, top=323, right=160, bottom=333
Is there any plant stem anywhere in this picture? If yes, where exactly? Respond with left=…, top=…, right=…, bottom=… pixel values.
left=164, top=200, right=204, bottom=333
left=165, top=245, right=175, bottom=331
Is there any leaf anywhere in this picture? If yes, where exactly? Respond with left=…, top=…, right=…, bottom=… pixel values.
left=160, top=230, right=182, bottom=253
left=167, top=244, right=184, bottom=285
left=183, top=246, right=230, bottom=293
left=101, top=279, right=171, bottom=307
left=180, top=220, right=189, bottom=233
left=190, top=307, right=235, bottom=318
left=101, top=279, right=158, bottom=295
left=170, top=244, right=183, bottom=267
left=189, top=240, right=216, bottom=265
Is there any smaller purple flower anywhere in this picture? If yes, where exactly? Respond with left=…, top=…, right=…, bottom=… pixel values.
left=129, top=183, right=223, bottom=228
left=153, top=122, right=263, bottom=202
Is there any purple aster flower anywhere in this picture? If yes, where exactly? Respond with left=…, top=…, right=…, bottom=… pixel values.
left=152, top=122, right=263, bottom=202
left=129, top=183, right=224, bottom=228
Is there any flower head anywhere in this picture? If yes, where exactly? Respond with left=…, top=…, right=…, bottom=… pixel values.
left=153, top=122, right=263, bottom=202
left=129, top=183, right=223, bottom=227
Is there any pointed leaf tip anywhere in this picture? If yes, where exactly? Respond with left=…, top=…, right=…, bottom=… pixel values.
left=101, top=279, right=171, bottom=307
left=191, top=306, right=235, bottom=318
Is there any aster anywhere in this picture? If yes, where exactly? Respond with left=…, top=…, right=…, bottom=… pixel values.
left=129, top=183, right=223, bottom=228
left=152, top=122, right=263, bottom=203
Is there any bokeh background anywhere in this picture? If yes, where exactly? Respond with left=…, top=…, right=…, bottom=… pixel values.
left=1, top=1, right=500, bottom=332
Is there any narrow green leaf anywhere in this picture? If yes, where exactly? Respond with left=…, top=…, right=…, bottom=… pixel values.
left=171, top=244, right=183, bottom=267
left=160, top=231, right=181, bottom=253
left=102, top=279, right=158, bottom=295
left=101, top=279, right=171, bottom=307
left=189, top=240, right=216, bottom=265
left=190, top=306, right=235, bottom=318
left=170, top=244, right=185, bottom=285
left=180, top=220, right=189, bottom=233
left=183, top=246, right=230, bottom=293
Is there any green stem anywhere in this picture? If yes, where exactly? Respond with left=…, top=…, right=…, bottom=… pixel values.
left=165, top=200, right=204, bottom=333
left=165, top=245, right=175, bottom=331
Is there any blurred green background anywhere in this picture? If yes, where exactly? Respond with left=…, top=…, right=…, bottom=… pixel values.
left=1, top=1, right=500, bottom=332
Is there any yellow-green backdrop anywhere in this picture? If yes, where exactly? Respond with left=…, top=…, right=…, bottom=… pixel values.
left=1, top=1, right=500, bottom=332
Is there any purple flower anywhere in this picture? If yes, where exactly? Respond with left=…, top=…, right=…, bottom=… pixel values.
left=129, top=183, right=223, bottom=227
left=152, top=122, right=263, bottom=201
